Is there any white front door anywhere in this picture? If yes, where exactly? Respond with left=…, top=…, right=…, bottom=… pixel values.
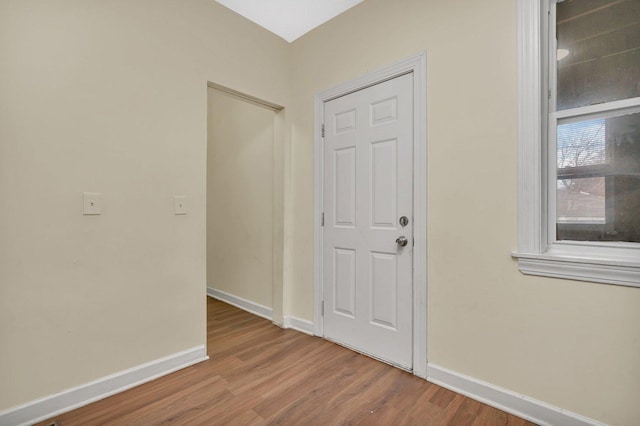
left=322, top=73, right=414, bottom=369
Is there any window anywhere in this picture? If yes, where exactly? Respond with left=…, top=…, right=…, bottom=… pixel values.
left=515, top=0, right=640, bottom=287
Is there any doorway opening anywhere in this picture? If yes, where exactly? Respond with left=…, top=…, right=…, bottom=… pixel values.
left=206, top=82, right=286, bottom=329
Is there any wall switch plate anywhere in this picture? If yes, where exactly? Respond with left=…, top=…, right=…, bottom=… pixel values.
left=174, top=196, right=187, bottom=215
left=83, top=192, right=101, bottom=215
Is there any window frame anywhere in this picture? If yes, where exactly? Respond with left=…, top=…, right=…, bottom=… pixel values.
left=514, top=0, right=640, bottom=288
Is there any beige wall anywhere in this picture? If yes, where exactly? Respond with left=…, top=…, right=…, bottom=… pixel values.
left=288, top=0, right=640, bottom=424
left=2, top=0, right=639, bottom=424
left=0, top=0, right=290, bottom=411
left=207, top=89, right=275, bottom=308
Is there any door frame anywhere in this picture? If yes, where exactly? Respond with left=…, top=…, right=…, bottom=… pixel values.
left=313, top=52, right=428, bottom=378
left=206, top=81, right=287, bottom=327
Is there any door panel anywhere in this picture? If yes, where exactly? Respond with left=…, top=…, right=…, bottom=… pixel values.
left=370, top=251, right=398, bottom=329
left=334, top=248, right=356, bottom=317
left=371, top=139, right=397, bottom=228
left=334, top=148, right=356, bottom=227
left=323, top=73, right=414, bottom=369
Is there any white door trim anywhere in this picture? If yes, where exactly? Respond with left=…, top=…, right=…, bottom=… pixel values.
left=313, top=52, right=428, bottom=378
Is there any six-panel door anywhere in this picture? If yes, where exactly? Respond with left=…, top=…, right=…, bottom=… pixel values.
left=323, top=73, right=414, bottom=369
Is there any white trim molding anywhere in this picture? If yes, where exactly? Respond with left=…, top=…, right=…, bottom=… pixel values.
left=514, top=0, right=640, bottom=287
left=0, top=346, right=207, bottom=426
left=207, top=287, right=273, bottom=320
left=313, top=51, right=428, bottom=378
left=516, top=252, right=640, bottom=288
left=283, top=316, right=314, bottom=335
left=427, top=364, right=605, bottom=426
left=206, top=288, right=314, bottom=335
left=516, top=0, right=544, bottom=255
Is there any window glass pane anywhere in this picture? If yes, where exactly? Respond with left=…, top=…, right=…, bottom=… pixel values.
left=556, top=111, right=640, bottom=242
left=557, top=118, right=606, bottom=168
left=556, top=0, right=640, bottom=110
left=557, top=177, right=605, bottom=223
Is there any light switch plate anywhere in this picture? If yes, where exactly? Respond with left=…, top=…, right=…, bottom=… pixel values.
left=174, top=196, right=187, bottom=215
left=83, top=192, right=101, bottom=215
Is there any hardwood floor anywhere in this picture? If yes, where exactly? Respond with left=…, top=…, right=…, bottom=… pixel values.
left=37, top=298, right=536, bottom=425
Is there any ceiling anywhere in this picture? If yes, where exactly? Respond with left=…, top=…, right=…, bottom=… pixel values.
left=214, top=0, right=364, bottom=43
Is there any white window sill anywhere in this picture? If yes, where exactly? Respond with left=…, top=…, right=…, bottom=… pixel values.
left=512, top=251, right=640, bottom=288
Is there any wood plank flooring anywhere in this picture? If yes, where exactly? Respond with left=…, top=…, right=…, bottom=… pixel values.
left=37, top=298, right=536, bottom=425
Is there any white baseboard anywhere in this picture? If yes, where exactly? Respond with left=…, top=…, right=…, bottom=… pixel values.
left=426, top=364, right=604, bottom=426
left=0, top=345, right=208, bottom=426
left=207, top=287, right=273, bottom=320
left=283, top=316, right=314, bottom=335
left=206, top=287, right=314, bottom=336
